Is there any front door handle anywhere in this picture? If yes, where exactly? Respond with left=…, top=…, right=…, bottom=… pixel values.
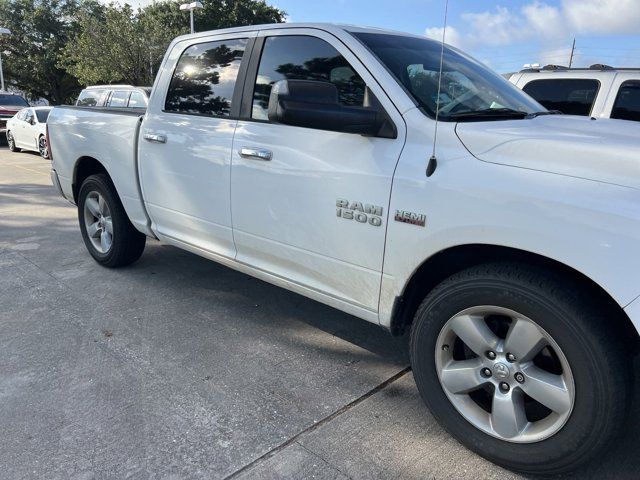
left=239, top=147, right=272, bottom=161
left=143, top=133, right=167, bottom=144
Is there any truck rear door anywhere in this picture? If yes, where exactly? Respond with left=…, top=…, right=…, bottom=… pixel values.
left=138, top=32, right=257, bottom=258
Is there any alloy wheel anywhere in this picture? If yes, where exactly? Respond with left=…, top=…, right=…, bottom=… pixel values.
left=39, top=136, right=48, bottom=158
left=435, top=305, right=575, bottom=443
left=83, top=191, right=113, bottom=254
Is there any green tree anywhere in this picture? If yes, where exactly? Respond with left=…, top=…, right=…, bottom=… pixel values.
left=63, top=0, right=285, bottom=87
left=0, top=0, right=98, bottom=104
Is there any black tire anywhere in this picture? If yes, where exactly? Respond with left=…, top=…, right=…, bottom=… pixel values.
left=410, top=263, right=634, bottom=475
left=78, top=173, right=146, bottom=268
left=7, top=131, right=16, bottom=151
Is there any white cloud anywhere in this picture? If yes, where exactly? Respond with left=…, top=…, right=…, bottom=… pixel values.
left=564, top=0, right=640, bottom=35
left=424, top=26, right=464, bottom=49
left=426, top=0, right=640, bottom=50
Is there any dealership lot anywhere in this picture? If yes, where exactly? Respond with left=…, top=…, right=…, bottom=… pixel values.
left=1, top=147, right=639, bottom=479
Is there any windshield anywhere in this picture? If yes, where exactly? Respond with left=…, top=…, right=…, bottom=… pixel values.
left=0, top=94, right=29, bottom=107
left=35, top=109, right=51, bottom=123
left=352, top=32, right=544, bottom=121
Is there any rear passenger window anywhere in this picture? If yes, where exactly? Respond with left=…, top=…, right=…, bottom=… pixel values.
left=77, top=89, right=107, bottom=107
left=611, top=81, right=640, bottom=122
left=165, top=38, right=248, bottom=117
left=251, top=35, right=366, bottom=120
left=108, top=90, right=130, bottom=107
left=523, top=79, right=600, bottom=116
left=128, top=91, right=146, bottom=107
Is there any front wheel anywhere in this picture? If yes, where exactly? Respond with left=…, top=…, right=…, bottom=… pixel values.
left=7, top=131, right=16, bottom=151
left=410, top=263, right=634, bottom=475
left=78, top=174, right=146, bottom=268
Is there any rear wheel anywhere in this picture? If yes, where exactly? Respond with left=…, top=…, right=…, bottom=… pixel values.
left=7, top=131, right=16, bottom=151
left=78, top=174, right=146, bottom=267
left=38, top=135, right=48, bottom=159
left=410, top=263, right=634, bottom=475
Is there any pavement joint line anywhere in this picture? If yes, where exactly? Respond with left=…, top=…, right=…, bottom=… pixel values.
left=12, top=249, right=74, bottom=292
left=223, top=365, right=412, bottom=479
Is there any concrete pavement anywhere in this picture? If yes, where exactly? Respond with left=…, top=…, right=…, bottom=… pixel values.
left=1, top=148, right=638, bottom=479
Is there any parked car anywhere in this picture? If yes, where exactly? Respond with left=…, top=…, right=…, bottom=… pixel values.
left=0, top=92, right=29, bottom=135
left=509, top=65, right=640, bottom=122
left=6, top=106, right=52, bottom=158
left=75, top=85, right=152, bottom=108
left=47, top=23, right=640, bottom=475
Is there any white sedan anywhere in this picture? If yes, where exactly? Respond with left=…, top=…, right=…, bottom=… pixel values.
left=6, top=106, right=52, bottom=158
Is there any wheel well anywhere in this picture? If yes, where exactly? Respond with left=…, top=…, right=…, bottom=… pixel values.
left=73, top=156, right=108, bottom=202
left=390, top=244, right=639, bottom=352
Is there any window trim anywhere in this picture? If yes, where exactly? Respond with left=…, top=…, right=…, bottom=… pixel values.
left=522, top=78, right=601, bottom=117
left=610, top=79, right=640, bottom=122
left=161, top=36, right=255, bottom=120
left=107, top=90, right=132, bottom=108
left=127, top=90, right=147, bottom=108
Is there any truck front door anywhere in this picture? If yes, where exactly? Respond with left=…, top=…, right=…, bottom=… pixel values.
left=230, top=29, right=406, bottom=314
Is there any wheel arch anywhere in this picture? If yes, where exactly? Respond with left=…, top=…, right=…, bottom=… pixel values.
left=390, top=243, right=639, bottom=351
left=72, top=156, right=109, bottom=203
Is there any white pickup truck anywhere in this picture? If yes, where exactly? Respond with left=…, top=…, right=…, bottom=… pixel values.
left=47, top=23, right=640, bottom=475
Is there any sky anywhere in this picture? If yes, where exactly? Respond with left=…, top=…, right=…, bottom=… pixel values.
left=122, top=0, right=640, bottom=73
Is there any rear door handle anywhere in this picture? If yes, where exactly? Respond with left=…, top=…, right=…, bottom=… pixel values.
left=239, top=147, right=272, bottom=161
left=143, top=133, right=167, bottom=144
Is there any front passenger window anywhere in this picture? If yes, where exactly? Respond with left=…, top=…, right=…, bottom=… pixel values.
left=251, top=35, right=367, bottom=120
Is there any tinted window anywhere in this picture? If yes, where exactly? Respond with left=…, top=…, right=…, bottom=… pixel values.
left=35, top=109, right=50, bottom=123
left=611, top=81, right=640, bottom=122
left=523, top=79, right=599, bottom=115
left=0, top=94, right=28, bottom=106
left=77, top=89, right=107, bottom=107
left=165, top=38, right=247, bottom=116
left=108, top=90, right=130, bottom=107
left=128, top=91, right=146, bottom=107
left=252, top=35, right=366, bottom=120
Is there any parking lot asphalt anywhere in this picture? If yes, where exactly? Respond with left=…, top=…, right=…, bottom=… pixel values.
left=1, top=147, right=639, bottom=480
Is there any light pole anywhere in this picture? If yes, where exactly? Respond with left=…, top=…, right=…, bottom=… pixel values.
left=0, top=28, right=10, bottom=92
left=179, top=2, right=203, bottom=34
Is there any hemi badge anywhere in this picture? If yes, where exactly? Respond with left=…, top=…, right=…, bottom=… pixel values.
left=394, top=210, right=426, bottom=227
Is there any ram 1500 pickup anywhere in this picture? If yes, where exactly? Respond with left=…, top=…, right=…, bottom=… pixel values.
left=47, top=23, right=640, bottom=475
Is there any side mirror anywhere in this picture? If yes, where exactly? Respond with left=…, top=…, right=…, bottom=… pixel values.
left=267, top=79, right=396, bottom=138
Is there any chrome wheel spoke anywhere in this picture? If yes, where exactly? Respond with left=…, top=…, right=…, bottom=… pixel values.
left=98, top=195, right=105, bottom=215
left=86, top=197, right=101, bottom=217
left=104, top=217, right=113, bottom=234
left=449, top=313, right=499, bottom=356
left=520, top=365, right=572, bottom=414
left=100, top=230, right=112, bottom=252
left=87, top=221, right=101, bottom=238
left=491, top=389, right=528, bottom=439
left=504, top=317, right=547, bottom=362
left=440, top=358, right=485, bottom=394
